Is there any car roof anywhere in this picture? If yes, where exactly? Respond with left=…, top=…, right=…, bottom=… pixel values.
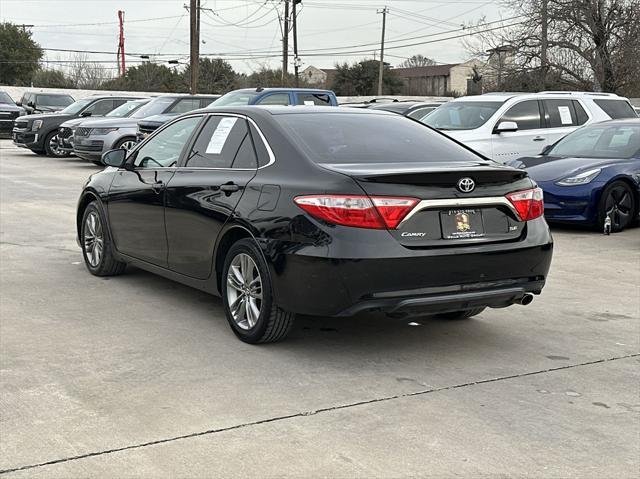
left=231, top=88, right=334, bottom=94
left=201, top=105, right=392, bottom=117
left=453, top=91, right=629, bottom=103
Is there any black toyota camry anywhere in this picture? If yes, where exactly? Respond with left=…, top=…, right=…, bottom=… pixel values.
left=76, top=106, right=553, bottom=343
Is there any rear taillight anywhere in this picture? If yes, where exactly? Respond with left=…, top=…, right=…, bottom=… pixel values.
left=506, top=187, right=544, bottom=221
left=294, top=195, right=419, bottom=229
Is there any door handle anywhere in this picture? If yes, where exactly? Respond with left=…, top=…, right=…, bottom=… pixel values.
left=533, top=136, right=545, bottom=142
left=151, top=180, right=164, bottom=193
left=219, top=183, right=240, bottom=193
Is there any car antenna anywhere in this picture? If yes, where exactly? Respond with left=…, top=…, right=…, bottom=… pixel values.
left=256, top=87, right=264, bottom=92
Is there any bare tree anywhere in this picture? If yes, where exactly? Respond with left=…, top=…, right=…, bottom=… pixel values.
left=65, top=53, right=114, bottom=89
left=465, top=0, right=640, bottom=94
left=399, top=54, right=437, bottom=68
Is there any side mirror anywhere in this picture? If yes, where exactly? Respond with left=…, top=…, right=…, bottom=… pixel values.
left=27, top=101, right=35, bottom=107
left=81, top=111, right=92, bottom=117
left=494, top=121, right=518, bottom=134
left=541, top=145, right=553, bottom=156
left=101, top=148, right=127, bottom=167
left=16, top=101, right=21, bottom=106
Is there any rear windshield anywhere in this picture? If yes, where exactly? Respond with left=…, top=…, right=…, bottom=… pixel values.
left=550, top=124, right=640, bottom=159
left=276, top=112, right=484, bottom=164
left=37, top=94, right=74, bottom=107
left=594, top=100, right=638, bottom=119
left=212, top=91, right=259, bottom=106
left=422, top=101, right=504, bottom=130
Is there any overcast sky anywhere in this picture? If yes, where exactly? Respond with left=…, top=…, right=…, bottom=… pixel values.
left=1, top=0, right=511, bottom=75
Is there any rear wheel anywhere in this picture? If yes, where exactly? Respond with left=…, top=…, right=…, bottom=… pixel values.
left=81, top=202, right=126, bottom=276
left=597, top=181, right=636, bottom=233
left=222, top=239, right=295, bottom=344
left=438, top=307, right=486, bottom=320
left=44, top=130, right=70, bottom=158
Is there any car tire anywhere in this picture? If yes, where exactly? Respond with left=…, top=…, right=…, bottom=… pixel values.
left=114, top=136, right=138, bottom=152
left=81, top=202, right=126, bottom=277
left=222, top=238, right=295, bottom=344
left=44, top=130, right=70, bottom=158
left=597, top=181, right=636, bottom=233
left=31, top=149, right=47, bottom=156
left=92, top=160, right=102, bottom=166
left=438, top=307, right=486, bottom=320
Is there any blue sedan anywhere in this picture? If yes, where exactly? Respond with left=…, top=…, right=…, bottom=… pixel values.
left=508, top=119, right=640, bottom=232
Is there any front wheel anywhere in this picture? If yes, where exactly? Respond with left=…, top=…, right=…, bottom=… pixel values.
left=44, top=130, right=70, bottom=157
left=597, top=181, right=636, bottom=233
left=114, top=136, right=138, bottom=152
left=222, top=239, right=295, bottom=344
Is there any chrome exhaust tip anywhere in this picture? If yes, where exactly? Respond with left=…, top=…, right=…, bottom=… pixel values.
left=518, top=293, right=534, bottom=306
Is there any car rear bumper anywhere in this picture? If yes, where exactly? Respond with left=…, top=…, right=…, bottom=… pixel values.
left=267, top=218, right=553, bottom=317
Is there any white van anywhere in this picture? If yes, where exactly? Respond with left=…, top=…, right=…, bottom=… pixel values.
left=422, top=92, right=638, bottom=163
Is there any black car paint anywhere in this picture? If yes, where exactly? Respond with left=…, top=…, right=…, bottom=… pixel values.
left=0, top=92, right=23, bottom=137
left=78, top=107, right=553, bottom=318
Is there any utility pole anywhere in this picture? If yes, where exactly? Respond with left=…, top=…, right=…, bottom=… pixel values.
left=117, top=11, right=126, bottom=77
left=189, top=0, right=200, bottom=95
left=377, top=6, right=388, bottom=96
left=540, top=0, right=548, bottom=90
left=282, top=0, right=290, bottom=86
left=293, top=0, right=301, bottom=87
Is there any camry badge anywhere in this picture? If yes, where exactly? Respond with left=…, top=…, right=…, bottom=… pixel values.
left=455, top=212, right=471, bottom=232
left=457, top=177, right=475, bottom=193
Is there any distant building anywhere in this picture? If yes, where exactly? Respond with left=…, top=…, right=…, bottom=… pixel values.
left=301, top=66, right=337, bottom=88
left=393, top=60, right=486, bottom=96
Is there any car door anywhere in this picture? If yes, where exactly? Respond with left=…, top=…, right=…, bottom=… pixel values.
left=164, top=114, right=260, bottom=279
left=491, top=100, right=545, bottom=162
left=542, top=99, right=589, bottom=146
left=107, top=115, right=203, bottom=267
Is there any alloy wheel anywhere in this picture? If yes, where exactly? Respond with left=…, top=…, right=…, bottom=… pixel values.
left=119, top=140, right=137, bottom=151
left=83, top=211, right=104, bottom=267
left=604, top=185, right=633, bottom=230
left=226, top=253, right=263, bottom=330
left=48, top=133, right=66, bottom=157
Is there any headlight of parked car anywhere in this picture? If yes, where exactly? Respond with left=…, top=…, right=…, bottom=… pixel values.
left=556, top=168, right=601, bottom=186
left=92, top=128, right=119, bottom=135
left=31, top=120, right=43, bottom=131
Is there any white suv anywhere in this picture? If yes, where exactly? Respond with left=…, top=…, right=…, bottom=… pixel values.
left=422, top=92, right=638, bottom=163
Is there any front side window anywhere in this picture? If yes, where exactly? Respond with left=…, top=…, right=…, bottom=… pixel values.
left=594, top=99, right=637, bottom=119
left=422, top=101, right=503, bottom=130
left=129, top=97, right=176, bottom=119
left=168, top=98, right=202, bottom=114
left=296, top=93, right=331, bottom=106
left=256, top=93, right=290, bottom=106
left=499, top=100, right=541, bottom=130
left=550, top=124, right=640, bottom=159
left=84, top=100, right=115, bottom=116
left=186, top=116, right=256, bottom=169
left=133, top=116, right=202, bottom=168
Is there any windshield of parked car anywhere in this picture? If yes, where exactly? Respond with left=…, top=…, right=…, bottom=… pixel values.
left=549, top=124, right=640, bottom=159
left=0, top=92, right=14, bottom=104
left=212, top=91, right=259, bottom=106
left=129, top=97, right=176, bottom=119
left=59, top=98, right=94, bottom=114
left=277, top=112, right=484, bottom=164
left=422, top=101, right=504, bottom=130
left=106, top=99, right=149, bottom=117
left=37, top=94, right=74, bottom=107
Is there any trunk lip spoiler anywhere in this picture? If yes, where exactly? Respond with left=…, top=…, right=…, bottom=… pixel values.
left=398, top=197, right=519, bottom=226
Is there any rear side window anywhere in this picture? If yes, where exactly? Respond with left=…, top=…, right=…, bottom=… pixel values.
left=499, top=100, right=541, bottom=130
left=543, top=99, right=583, bottom=127
left=248, top=123, right=271, bottom=167
left=594, top=100, right=637, bottom=119
left=186, top=116, right=254, bottom=168
left=296, top=93, right=332, bottom=106
left=276, top=113, right=483, bottom=164
left=573, top=101, right=589, bottom=124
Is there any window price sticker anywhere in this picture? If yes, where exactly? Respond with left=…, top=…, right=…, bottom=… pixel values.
left=206, top=117, right=237, bottom=154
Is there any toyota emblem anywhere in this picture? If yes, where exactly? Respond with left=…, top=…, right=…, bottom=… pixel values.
left=457, top=177, right=475, bottom=193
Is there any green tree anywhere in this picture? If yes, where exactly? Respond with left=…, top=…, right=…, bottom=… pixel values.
left=0, top=23, right=43, bottom=85
left=239, top=66, right=297, bottom=88
left=183, top=58, right=237, bottom=94
left=32, top=69, right=74, bottom=88
left=102, top=63, right=184, bottom=92
left=331, top=60, right=402, bottom=96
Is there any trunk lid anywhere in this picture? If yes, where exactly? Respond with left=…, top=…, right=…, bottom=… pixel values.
left=321, top=161, right=533, bottom=247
